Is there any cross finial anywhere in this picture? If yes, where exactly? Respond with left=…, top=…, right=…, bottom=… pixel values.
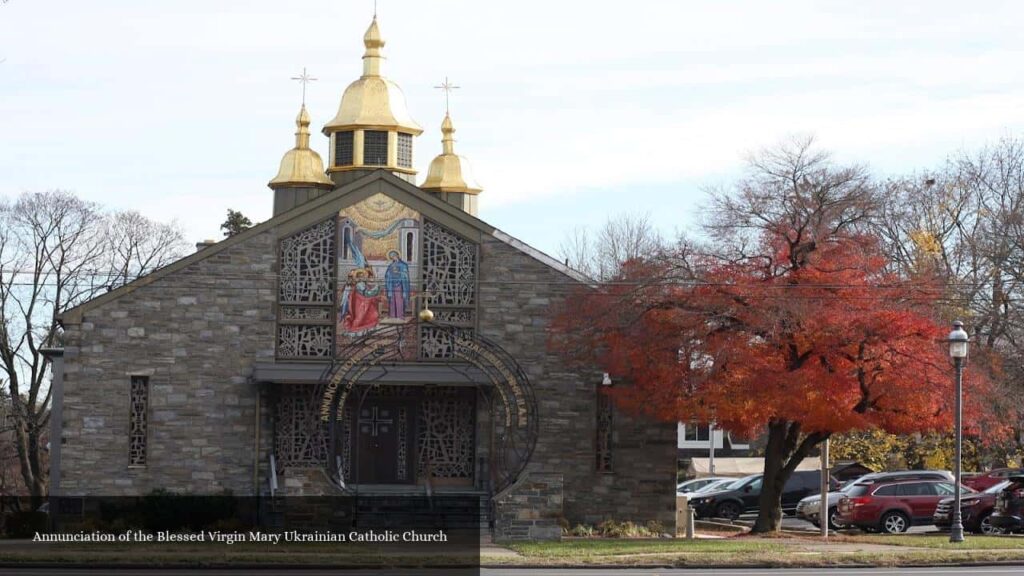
left=434, top=76, right=460, bottom=114
left=290, top=67, right=318, bottom=106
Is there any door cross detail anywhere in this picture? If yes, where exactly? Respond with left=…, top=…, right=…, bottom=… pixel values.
left=359, top=406, right=393, bottom=437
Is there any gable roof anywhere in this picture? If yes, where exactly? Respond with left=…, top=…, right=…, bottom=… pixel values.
left=60, top=170, right=591, bottom=324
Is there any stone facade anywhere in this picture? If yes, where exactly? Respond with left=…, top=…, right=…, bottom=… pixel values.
left=493, top=473, right=563, bottom=541
left=58, top=231, right=277, bottom=496
left=56, top=172, right=677, bottom=537
left=479, top=237, right=677, bottom=531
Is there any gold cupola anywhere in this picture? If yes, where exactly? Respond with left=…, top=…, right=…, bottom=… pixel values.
left=421, top=112, right=483, bottom=216
left=323, top=16, right=423, bottom=185
left=269, top=104, right=334, bottom=215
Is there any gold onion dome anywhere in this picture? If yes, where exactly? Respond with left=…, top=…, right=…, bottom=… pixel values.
left=421, top=113, right=482, bottom=194
left=323, top=16, right=422, bottom=135
left=269, top=105, right=334, bottom=189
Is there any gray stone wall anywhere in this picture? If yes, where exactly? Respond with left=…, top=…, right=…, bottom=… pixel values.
left=56, top=189, right=675, bottom=534
left=478, top=237, right=677, bottom=532
left=493, top=472, right=563, bottom=541
left=59, top=231, right=278, bottom=496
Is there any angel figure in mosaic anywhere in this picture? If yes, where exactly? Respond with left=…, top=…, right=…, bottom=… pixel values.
left=339, top=244, right=381, bottom=335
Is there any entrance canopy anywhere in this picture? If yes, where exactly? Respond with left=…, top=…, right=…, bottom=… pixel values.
left=688, top=457, right=820, bottom=478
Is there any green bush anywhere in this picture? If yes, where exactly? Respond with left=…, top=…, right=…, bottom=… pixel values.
left=4, top=511, right=49, bottom=538
left=140, top=489, right=238, bottom=532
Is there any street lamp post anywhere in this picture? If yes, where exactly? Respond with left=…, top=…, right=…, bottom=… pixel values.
left=948, top=320, right=969, bottom=544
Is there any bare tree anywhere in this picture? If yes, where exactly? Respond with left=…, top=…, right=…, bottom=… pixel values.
left=0, top=191, right=187, bottom=503
left=105, top=211, right=187, bottom=287
left=871, top=136, right=1024, bottom=466
left=558, top=212, right=664, bottom=280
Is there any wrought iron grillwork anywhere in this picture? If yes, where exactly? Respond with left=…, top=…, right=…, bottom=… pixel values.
left=596, top=390, right=614, bottom=473
left=420, top=220, right=477, bottom=359
left=418, top=388, right=475, bottom=479
left=274, top=386, right=328, bottom=469
left=397, top=407, right=408, bottom=481
left=278, top=219, right=336, bottom=359
left=317, top=324, right=537, bottom=494
left=128, top=376, right=149, bottom=466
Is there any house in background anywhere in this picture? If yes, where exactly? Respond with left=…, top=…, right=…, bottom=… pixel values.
left=677, top=422, right=752, bottom=478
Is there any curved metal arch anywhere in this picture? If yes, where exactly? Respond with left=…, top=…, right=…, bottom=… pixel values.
left=311, top=324, right=538, bottom=495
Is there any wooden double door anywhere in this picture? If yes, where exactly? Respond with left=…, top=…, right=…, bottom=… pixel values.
left=354, top=398, right=416, bottom=484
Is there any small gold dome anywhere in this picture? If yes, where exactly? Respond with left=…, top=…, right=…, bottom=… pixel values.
left=269, top=105, right=334, bottom=189
left=421, top=113, right=482, bottom=194
left=323, top=16, right=422, bottom=136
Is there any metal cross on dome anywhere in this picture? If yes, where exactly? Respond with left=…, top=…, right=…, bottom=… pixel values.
left=434, top=77, right=460, bottom=113
left=291, top=67, right=317, bottom=106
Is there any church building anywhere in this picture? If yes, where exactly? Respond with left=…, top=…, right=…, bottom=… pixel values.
left=49, top=16, right=676, bottom=540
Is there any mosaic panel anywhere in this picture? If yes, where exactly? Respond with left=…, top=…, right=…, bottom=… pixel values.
left=337, top=193, right=421, bottom=342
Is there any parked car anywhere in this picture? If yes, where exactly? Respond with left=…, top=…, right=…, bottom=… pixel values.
left=677, top=477, right=734, bottom=495
left=797, top=470, right=954, bottom=530
left=962, top=468, right=1024, bottom=491
left=836, top=478, right=974, bottom=533
left=690, top=470, right=838, bottom=520
left=990, top=475, right=1024, bottom=533
left=679, top=478, right=740, bottom=507
left=933, top=480, right=1010, bottom=535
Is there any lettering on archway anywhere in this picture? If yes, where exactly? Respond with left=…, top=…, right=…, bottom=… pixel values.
left=313, top=324, right=538, bottom=493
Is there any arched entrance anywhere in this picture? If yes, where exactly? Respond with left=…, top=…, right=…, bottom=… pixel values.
left=313, top=324, right=538, bottom=494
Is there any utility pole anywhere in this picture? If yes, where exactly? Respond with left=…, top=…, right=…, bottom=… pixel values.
left=820, top=438, right=830, bottom=538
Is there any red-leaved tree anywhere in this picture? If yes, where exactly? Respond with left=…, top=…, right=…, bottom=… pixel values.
left=551, top=138, right=1004, bottom=532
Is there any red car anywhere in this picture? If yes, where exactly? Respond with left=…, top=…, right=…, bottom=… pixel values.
left=837, top=478, right=974, bottom=533
left=963, top=468, right=1024, bottom=491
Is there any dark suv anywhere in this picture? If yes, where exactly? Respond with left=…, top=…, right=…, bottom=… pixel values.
left=991, top=475, right=1024, bottom=533
left=689, top=470, right=837, bottom=520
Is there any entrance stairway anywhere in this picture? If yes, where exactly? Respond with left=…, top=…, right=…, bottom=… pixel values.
left=352, top=488, right=491, bottom=531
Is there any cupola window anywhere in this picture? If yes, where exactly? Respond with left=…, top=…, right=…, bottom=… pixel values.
left=364, top=130, right=389, bottom=165
left=397, top=133, right=413, bottom=168
left=335, top=131, right=354, bottom=167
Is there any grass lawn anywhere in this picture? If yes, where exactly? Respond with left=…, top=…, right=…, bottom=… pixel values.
left=507, top=538, right=773, bottom=558
left=4, top=535, right=1024, bottom=568
left=836, top=533, right=1024, bottom=550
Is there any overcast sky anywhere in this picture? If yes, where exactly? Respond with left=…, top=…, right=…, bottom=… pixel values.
left=2, top=1, right=1023, bottom=255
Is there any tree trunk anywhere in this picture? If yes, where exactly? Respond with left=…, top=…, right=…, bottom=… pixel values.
left=751, top=419, right=828, bottom=534
left=752, top=420, right=788, bottom=533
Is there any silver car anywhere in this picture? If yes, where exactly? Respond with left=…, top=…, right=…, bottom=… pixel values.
left=797, top=470, right=953, bottom=529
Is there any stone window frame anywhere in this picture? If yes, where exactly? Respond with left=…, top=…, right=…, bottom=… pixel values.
left=128, top=374, right=151, bottom=468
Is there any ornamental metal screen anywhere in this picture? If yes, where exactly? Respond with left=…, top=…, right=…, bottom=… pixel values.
left=420, top=220, right=477, bottom=359
left=417, top=388, right=475, bottom=480
left=129, top=376, right=149, bottom=466
left=596, top=390, right=613, bottom=473
left=275, top=386, right=328, bottom=468
left=277, top=219, right=336, bottom=359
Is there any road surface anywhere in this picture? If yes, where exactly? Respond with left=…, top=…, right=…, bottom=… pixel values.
left=2, top=567, right=1024, bottom=575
